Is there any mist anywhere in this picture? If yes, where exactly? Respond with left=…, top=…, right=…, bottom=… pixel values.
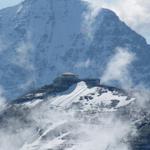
left=0, top=102, right=137, bottom=150
left=101, top=47, right=150, bottom=109
left=101, top=47, right=135, bottom=89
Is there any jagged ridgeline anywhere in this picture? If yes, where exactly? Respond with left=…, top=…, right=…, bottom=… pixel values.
left=14, top=72, right=129, bottom=110
left=0, top=0, right=150, bottom=99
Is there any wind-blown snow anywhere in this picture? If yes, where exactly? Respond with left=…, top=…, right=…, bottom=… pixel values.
left=21, top=81, right=135, bottom=112
left=101, top=47, right=135, bottom=89
left=48, top=81, right=134, bottom=111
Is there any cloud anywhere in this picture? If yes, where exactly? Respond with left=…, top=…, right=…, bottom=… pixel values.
left=13, top=41, right=34, bottom=71
left=81, top=0, right=102, bottom=39
left=72, top=115, right=136, bottom=150
left=0, top=86, right=7, bottom=112
left=0, top=103, right=137, bottom=150
left=11, top=32, right=36, bottom=92
left=19, top=79, right=35, bottom=90
left=100, top=47, right=150, bottom=111
left=81, top=0, right=150, bottom=43
left=75, top=59, right=91, bottom=68
left=0, top=0, right=23, bottom=10
left=11, top=31, right=34, bottom=71
left=132, top=84, right=150, bottom=110
left=101, top=47, right=135, bottom=89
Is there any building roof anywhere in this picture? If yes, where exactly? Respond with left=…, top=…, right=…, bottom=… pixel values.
left=62, top=72, right=78, bottom=76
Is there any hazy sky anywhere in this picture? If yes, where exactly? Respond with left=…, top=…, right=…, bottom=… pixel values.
left=82, top=0, right=150, bottom=43
left=0, top=0, right=23, bottom=9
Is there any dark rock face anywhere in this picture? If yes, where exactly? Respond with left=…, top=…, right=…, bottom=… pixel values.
left=14, top=74, right=101, bottom=103
left=82, top=79, right=100, bottom=87
left=131, top=120, right=150, bottom=150
left=53, top=74, right=79, bottom=88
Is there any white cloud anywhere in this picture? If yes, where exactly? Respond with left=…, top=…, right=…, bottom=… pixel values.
left=0, top=0, right=23, bottom=10
left=0, top=86, right=6, bottom=112
left=81, top=0, right=150, bottom=43
left=0, top=104, right=136, bottom=150
left=72, top=116, right=136, bottom=150
left=101, top=47, right=150, bottom=110
left=75, top=59, right=91, bottom=68
left=14, top=41, right=34, bottom=71
left=81, top=0, right=102, bottom=39
left=101, top=47, right=135, bottom=89
left=132, top=84, right=150, bottom=110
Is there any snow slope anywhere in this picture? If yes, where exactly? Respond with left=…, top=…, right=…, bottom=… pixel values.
left=19, top=80, right=135, bottom=112
left=13, top=80, right=136, bottom=150
left=48, top=81, right=135, bottom=112
left=0, top=76, right=149, bottom=150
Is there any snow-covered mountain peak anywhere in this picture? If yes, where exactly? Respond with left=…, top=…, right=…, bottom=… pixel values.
left=13, top=74, right=135, bottom=113
left=0, top=74, right=149, bottom=150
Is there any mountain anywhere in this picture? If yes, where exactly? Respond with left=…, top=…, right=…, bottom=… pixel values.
left=14, top=73, right=135, bottom=111
left=0, top=74, right=149, bottom=150
left=0, top=0, right=150, bottom=99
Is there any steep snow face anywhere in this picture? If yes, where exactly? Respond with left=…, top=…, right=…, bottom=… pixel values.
left=19, top=81, right=135, bottom=112
left=48, top=81, right=135, bottom=112
left=0, top=0, right=150, bottom=99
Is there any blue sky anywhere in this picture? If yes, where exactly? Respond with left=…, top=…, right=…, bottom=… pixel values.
left=0, top=0, right=23, bottom=9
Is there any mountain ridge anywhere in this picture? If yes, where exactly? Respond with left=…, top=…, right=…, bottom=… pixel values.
left=0, top=74, right=149, bottom=150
